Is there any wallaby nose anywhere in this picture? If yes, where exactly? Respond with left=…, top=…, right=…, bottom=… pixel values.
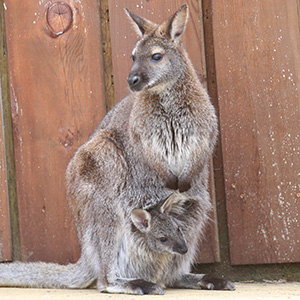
left=174, top=242, right=188, bottom=255
left=127, top=74, right=141, bottom=88
left=179, top=245, right=188, bottom=255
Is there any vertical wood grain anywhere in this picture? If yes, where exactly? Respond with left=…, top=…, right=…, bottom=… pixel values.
left=0, top=84, right=12, bottom=262
left=0, top=98, right=11, bottom=262
left=201, top=0, right=230, bottom=265
left=4, top=0, right=106, bottom=263
left=99, top=0, right=115, bottom=112
left=213, top=0, right=300, bottom=265
left=0, top=0, right=14, bottom=262
left=0, top=80, right=11, bottom=261
left=0, top=79, right=12, bottom=262
left=109, top=0, right=219, bottom=263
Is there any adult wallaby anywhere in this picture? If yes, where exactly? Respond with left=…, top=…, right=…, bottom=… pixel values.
left=0, top=4, right=234, bottom=294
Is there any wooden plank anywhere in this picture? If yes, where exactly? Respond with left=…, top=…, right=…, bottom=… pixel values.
left=0, top=99, right=11, bottom=262
left=213, top=0, right=300, bottom=264
left=0, top=78, right=12, bottom=262
left=0, top=95, right=12, bottom=262
left=109, top=0, right=219, bottom=263
left=4, top=0, right=106, bottom=263
left=0, top=0, right=14, bottom=262
left=201, top=0, right=230, bottom=264
left=99, top=0, right=115, bottom=112
left=0, top=76, right=12, bottom=262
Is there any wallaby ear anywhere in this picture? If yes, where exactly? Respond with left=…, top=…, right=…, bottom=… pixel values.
left=131, top=209, right=152, bottom=232
left=125, top=9, right=157, bottom=37
left=160, top=192, right=190, bottom=215
left=156, top=4, right=189, bottom=42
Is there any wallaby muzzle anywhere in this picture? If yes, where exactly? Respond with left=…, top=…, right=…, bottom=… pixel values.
left=127, top=61, right=149, bottom=92
left=127, top=73, right=142, bottom=91
left=173, top=239, right=188, bottom=255
left=127, top=71, right=149, bottom=92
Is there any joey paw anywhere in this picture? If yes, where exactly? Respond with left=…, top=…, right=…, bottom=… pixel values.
left=198, top=275, right=235, bottom=291
left=128, top=279, right=164, bottom=295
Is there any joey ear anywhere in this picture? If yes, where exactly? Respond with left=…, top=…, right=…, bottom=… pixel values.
left=160, top=192, right=190, bottom=215
left=156, top=4, right=189, bottom=42
left=131, top=209, right=152, bottom=232
left=125, top=9, right=157, bottom=37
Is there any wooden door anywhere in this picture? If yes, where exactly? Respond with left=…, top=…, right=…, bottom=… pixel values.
left=213, top=0, right=300, bottom=265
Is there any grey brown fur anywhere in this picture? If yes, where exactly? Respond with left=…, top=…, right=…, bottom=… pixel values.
left=0, top=5, right=234, bottom=294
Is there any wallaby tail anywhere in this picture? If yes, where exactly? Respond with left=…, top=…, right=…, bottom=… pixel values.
left=0, top=257, right=95, bottom=289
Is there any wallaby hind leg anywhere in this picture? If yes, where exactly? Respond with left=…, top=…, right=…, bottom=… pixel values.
left=171, top=273, right=235, bottom=291
left=72, top=133, right=163, bottom=295
left=68, top=132, right=131, bottom=293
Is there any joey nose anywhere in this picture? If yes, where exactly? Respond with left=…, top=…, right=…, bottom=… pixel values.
left=127, top=74, right=141, bottom=89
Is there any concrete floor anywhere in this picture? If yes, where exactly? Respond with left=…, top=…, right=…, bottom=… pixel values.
left=0, top=282, right=299, bottom=300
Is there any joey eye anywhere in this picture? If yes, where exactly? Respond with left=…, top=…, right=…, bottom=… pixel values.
left=131, top=55, right=136, bottom=61
left=151, top=53, right=163, bottom=61
left=159, top=237, right=168, bottom=243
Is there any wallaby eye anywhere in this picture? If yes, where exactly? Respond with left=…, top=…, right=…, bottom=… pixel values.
left=159, top=237, right=168, bottom=243
left=151, top=53, right=163, bottom=61
left=131, top=55, right=136, bottom=62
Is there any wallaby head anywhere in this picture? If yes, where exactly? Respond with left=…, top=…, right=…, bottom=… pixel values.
left=125, top=4, right=189, bottom=93
left=131, top=193, right=190, bottom=255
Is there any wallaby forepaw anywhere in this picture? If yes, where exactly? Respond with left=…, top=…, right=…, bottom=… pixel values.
left=128, top=279, right=164, bottom=295
left=198, top=275, right=235, bottom=291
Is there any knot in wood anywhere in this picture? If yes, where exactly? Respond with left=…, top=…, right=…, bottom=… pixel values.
left=47, top=2, right=73, bottom=36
